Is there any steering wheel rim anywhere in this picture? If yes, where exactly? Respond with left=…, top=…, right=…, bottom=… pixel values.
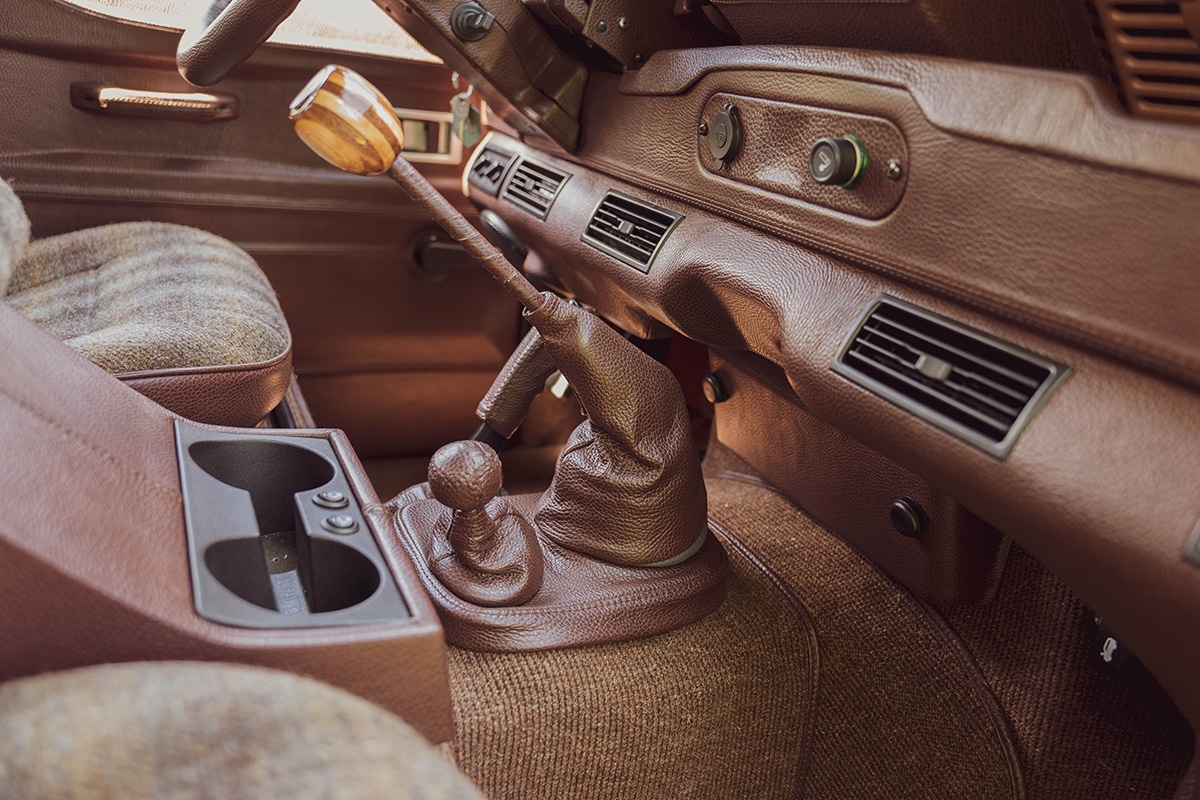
left=177, top=0, right=302, bottom=87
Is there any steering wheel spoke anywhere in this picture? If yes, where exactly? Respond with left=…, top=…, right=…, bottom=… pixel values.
left=177, top=0, right=302, bottom=87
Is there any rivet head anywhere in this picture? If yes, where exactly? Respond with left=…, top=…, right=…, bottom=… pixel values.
left=634, top=52, right=646, bottom=64
left=618, top=16, right=629, bottom=28
left=886, top=160, right=903, bottom=181
left=596, top=19, right=608, bottom=32
left=698, top=122, right=709, bottom=136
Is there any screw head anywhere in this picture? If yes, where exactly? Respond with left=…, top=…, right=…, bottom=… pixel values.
left=886, top=160, right=903, bottom=181
left=596, top=19, right=608, bottom=32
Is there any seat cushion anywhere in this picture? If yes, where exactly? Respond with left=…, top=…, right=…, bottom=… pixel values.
left=0, top=180, right=30, bottom=296
left=5, top=219, right=293, bottom=427
left=0, top=662, right=484, bottom=799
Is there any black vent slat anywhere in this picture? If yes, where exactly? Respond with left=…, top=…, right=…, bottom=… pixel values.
left=866, top=314, right=1044, bottom=389
left=834, top=297, right=1069, bottom=458
left=844, top=352, right=1012, bottom=438
left=501, top=159, right=568, bottom=220
left=860, top=323, right=1032, bottom=405
left=581, top=191, right=683, bottom=272
left=850, top=336, right=1025, bottom=421
left=467, top=147, right=515, bottom=197
left=593, top=208, right=670, bottom=237
left=592, top=209, right=669, bottom=242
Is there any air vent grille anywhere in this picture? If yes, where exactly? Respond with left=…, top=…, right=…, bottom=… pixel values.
left=1091, top=0, right=1200, bottom=125
left=467, top=147, right=515, bottom=197
left=581, top=191, right=683, bottom=272
left=501, top=159, right=568, bottom=220
left=833, top=298, right=1069, bottom=458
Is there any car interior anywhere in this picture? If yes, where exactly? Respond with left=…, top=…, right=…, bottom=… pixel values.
left=1, top=0, right=1199, bottom=796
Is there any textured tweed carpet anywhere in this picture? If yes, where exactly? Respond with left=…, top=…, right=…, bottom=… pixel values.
left=704, top=441, right=1192, bottom=799
left=447, top=553, right=817, bottom=800
left=446, top=446, right=1029, bottom=800
left=942, top=547, right=1193, bottom=799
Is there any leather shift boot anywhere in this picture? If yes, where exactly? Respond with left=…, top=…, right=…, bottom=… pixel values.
left=525, top=293, right=709, bottom=567
left=389, top=294, right=727, bottom=652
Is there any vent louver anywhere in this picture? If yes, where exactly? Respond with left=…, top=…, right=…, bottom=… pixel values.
left=581, top=191, right=683, bottom=272
left=501, top=159, right=568, bottom=220
left=1090, top=0, right=1200, bottom=125
left=467, top=147, right=515, bottom=197
left=833, top=297, right=1069, bottom=458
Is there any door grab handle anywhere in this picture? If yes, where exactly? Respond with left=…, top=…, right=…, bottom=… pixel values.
left=70, top=83, right=239, bottom=122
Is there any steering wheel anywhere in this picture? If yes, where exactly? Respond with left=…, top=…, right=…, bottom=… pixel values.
left=177, top=0, right=302, bottom=87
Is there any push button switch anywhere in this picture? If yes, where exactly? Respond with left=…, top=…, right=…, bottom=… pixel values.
left=313, top=490, right=349, bottom=509
left=321, top=514, right=359, bottom=534
left=809, top=135, right=867, bottom=189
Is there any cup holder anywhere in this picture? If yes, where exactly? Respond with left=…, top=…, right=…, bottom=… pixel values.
left=189, top=440, right=335, bottom=534
left=204, top=536, right=382, bottom=615
left=176, top=422, right=409, bottom=629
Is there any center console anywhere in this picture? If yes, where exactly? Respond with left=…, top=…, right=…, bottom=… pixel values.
left=0, top=300, right=453, bottom=743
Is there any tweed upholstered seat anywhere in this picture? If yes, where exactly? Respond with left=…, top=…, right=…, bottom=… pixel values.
left=0, top=180, right=292, bottom=426
left=0, top=662, right=484, bottom=799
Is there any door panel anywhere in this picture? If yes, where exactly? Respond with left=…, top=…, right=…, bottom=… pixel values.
left=0, top=0, right=518, bottom=456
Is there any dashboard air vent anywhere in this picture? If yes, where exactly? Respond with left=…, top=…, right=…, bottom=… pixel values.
left=467, top=147, right=515, bottom=197
left=581, top=191, right=683, bottom=273
left=1090, top=0, right=1200, bottom=125
left=833, top=297, right=1069, bottom=458
left=501, top=159, right=568, bottom=220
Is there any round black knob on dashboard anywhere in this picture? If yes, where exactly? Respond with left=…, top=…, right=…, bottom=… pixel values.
left=809, top=135, right=867, bottom=188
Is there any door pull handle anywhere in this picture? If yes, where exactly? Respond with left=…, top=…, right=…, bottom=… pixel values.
left=70, top=83, right=239, bottom=122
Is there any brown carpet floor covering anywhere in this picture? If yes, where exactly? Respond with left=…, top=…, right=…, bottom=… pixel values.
left=446, top=450, right=1031, bottom=800
left=942, top=547, right=1193, bottom=799
left=705, top=441, right=1193, bottom=799
left=447, top=553, right=816, bottom=800
left=703, top=460, right=1023, bottom=800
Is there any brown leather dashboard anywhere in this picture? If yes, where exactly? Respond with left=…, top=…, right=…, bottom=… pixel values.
left=463, top=47, right=1200, bottom=732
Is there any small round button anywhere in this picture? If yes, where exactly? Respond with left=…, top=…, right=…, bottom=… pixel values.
left=809, top=135, right=867, bottom=188
left=889, top=497, right=928, bottom=539
left=321, top=514, right=359, bottom=534
left=313, top=490, right=349, bottom=510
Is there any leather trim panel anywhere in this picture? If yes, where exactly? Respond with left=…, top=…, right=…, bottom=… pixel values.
left=547, top=51, right=1200, bottom=387
left=467, top=134, right=1200, bottom=735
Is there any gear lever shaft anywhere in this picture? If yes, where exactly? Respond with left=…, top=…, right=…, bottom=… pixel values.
left=295, top=64, right=727, bottom=648
left=288, top=64, right=544, bottom=312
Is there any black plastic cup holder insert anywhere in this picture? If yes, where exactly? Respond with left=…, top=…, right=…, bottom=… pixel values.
left=175, top=421, right=408, bottom=629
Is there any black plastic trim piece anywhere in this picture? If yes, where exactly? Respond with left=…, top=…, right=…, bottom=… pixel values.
left=175, top=421, right=409, bottom=629
left=581, top=190, right=684, bottom=273
left=501, top=157, right=569, bottom=220
left=832, top=295, right=1071, bottom=459
left=466, top=145, right=517, bottom=197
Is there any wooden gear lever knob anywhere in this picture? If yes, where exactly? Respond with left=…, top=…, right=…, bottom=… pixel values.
left=288, top=64, right=405, bottom=177
left=289, top=64, right=546, bottom=312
